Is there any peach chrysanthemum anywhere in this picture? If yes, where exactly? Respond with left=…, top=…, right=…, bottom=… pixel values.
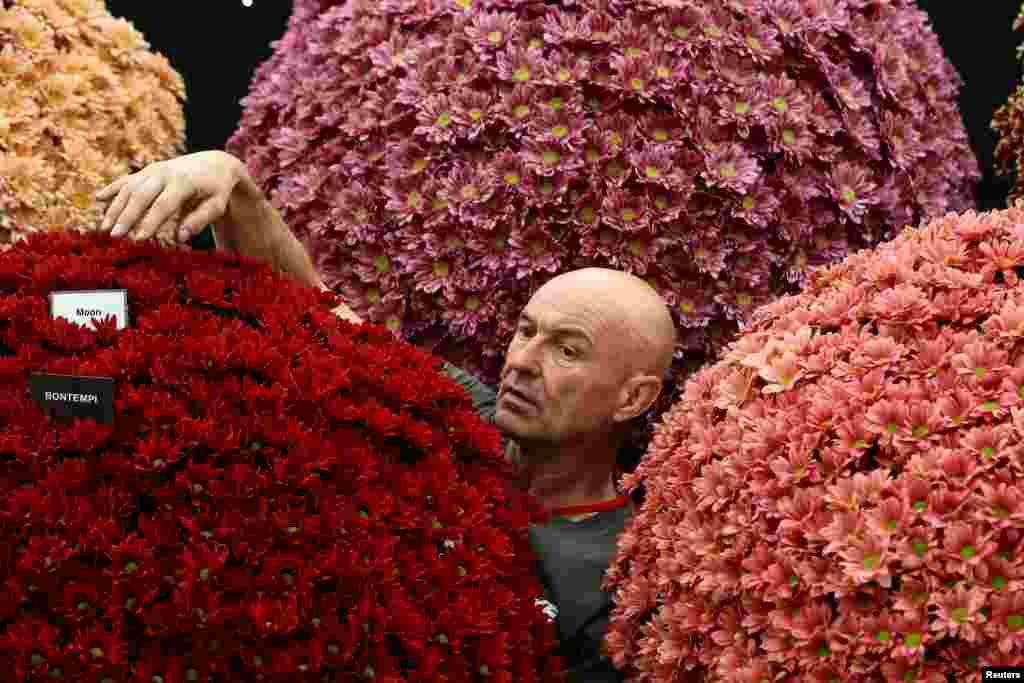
left=0, top=1, right=185, bottom=248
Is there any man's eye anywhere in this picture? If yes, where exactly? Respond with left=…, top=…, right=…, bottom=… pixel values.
left=518, top=327, right=534, bottom=338
left=560, top=346, right=577, bottom=358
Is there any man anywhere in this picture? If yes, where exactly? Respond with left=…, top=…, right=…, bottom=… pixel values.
left=96, top=151, right=676, bottom=681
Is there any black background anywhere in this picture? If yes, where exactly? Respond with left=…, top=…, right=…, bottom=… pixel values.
left=106, top=0, right=1022, bottom=210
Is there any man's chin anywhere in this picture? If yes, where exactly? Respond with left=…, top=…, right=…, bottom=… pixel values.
left=494, top=406, right=537, bottom=438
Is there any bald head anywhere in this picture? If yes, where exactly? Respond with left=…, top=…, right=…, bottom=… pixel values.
left=529, top=267, right=676, bottom=379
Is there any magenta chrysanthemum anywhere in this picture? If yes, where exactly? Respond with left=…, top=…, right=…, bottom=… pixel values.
left=606, top=207, right=1024, bottom=681
left=228, top=0, right=978, bottom=387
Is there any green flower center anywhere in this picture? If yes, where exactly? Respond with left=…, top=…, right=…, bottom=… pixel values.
left=913, top=500, right=927, bottom=511
left=704, top=24, right=723, bottom=38
left=551, top=125, right=569, bottom=138
left=904, top=632, right=922, bottom=648
left=504, top=172, right=521, bottom=186
left=734, top=101, right=751, bottom=115
left=469, top=109, right=482, bottom=121
left=960, top=545, right=976, bottom=560
left=513, top=104, right=530, bottom=119
left=542, top=150, right=561, bottom=165
left=494, top=237, right=506, bottom=250
left=557, top=68, right=571, bottom=82
left=413, top=158, right=428, bottom=172
left=645, top=166, right=659, bottom=179
left=782, top=129, right=796, bottom=145
left=622, top=208, right=637, bottom=222
left=982, top=446, right=995, bottom=459
left=993, top=576, right=1007, bottom=590
left=1009, top=614, right=1024, bottom=631
left=487, top=30, right=502, bottom=44
left=876, top=630, right=890, bottom=642
left=629, top=240, right=644, bottom=257
left=994, top=505, right=1009, bottom=518
left=862, top=553, right=881, bottom=570
left=741, top=196, right=754, bottom=210
left=841, top=189, right=857, bottom=203
left=885, top=422, right=898, bottom=434
left=912, top=541, right=927, bottom=557
left=981, top=400, right=998, bottom=412
left=433, top=262, right=450, bottom=277
left=951, top=607, right=969, bottom=624
left=912, top=425, right=929, bottom=438
left=975, top=367, right=987, bottom=378
left=366, top=288, right=380, bottom=304
left=673, top=26, right=691, bottom=39
left=465, top=296, right=481, bottom=311
left=436, top=112, right=451, bottom=127
left=912, top=591, right=928, bottom=605
left=609, top=132, right=623, bottom=146
left=540, top=180, right=553, bottom=194
left=374, top=255, right=390, bottom=273
left=407, top=191, right=422, bottom=209
left=548, top=97, right=563, bottom=110
left=747, top=36, right=762, bottom=50
left=773, top=97, right=787, bottom=112
left=630, top=77, right=643, bottom=91
left=513, top=67, right=530, bottom=82
left=654, top=129, right=669, bottom=142
left=720, top=163, right=737, bottom=178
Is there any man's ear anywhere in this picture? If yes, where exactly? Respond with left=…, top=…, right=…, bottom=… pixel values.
left=613, top=373, right=663, bottom=423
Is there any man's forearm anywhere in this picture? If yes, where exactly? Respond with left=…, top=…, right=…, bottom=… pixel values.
left=213, top=172, right=321, bottom=288
left=212, top=168, right=363, bottom=323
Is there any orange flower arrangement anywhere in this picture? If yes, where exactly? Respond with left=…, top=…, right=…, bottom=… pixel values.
left=0, top=0, right=186, bottom=248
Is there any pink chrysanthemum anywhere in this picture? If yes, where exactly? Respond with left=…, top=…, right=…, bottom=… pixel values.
left=609, top=207, right=1024, bottom=681
left=228, top=0, right=977, bottom=396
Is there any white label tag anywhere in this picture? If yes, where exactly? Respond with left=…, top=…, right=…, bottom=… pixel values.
left=49, top=290, right=128, bottom=330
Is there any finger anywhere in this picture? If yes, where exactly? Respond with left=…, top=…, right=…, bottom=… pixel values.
left=132, top=182, right=191, bottom=242
left=109, top=176, right=165, bottom=238
left=100, top=182, right=137, bottom=233
left=153, top=209, right=181, bottom=244
left=95, top=175, right=132, bottom=201
left=178, top=195, right=228, bottom=242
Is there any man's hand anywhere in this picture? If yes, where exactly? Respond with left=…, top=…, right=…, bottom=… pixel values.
left=96, top=151, right=365, bottom=325
left=96, top=151, right=244, bottom=243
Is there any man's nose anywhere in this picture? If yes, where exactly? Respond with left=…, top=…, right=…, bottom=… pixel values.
left=503, top=337, right=542, bottom=377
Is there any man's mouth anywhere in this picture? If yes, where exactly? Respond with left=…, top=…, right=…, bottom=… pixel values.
left=500, top=386, right=536, bottom=408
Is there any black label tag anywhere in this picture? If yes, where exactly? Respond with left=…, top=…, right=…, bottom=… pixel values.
left=30, top=373, right=115, bottom=424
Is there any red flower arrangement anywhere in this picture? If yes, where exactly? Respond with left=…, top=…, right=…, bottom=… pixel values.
left=0, top=230, right=563, bottom=682
left=605, top=207, right=1024, bottom=681
left=227, top=0, right=978, bottom=386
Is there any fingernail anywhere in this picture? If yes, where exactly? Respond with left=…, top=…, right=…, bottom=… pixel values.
left=111, top=224, right=124, bottom=237
left=178, top=228, right=189, bottom=241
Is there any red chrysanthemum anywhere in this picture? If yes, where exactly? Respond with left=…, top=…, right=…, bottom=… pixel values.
left=0, top=230, right=563, bottom=682
left=606, top=207, right=1024, bottom=681
left=228, top=0, right=978, bottom=392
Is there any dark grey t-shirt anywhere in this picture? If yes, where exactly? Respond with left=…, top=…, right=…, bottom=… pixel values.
left=442, top=364, right=628, bottom=682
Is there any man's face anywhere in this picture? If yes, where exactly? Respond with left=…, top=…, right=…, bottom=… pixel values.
left=494, top=286, right=629, bottom=448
